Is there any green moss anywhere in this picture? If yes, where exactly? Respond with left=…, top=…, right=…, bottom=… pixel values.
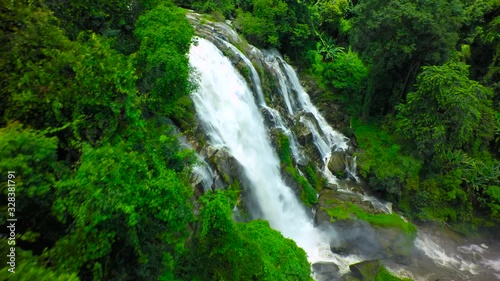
left=227, top=180, right=241, bottom=205
left=277, top=132, right=317, bottom=206
left=277, top=132, right=293, bottom=167
left=285, top=166, right=318, bottom=206
left=256, top=62, right=276, bottom=106
left=222, top=173, right=230, bottom=183
left=236, top=62, right=252, bottom=82
left=375, top=266, right=413, bottom=281
left=304, top=163, right=326, bottom=191
left=325, top=201, right=417, bottom=240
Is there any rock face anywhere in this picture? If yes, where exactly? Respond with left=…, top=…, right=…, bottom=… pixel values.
left=295, top=118, right=313, bottom=147
left=312, top=262, right=341, bottom=281
left=205, top=146, right=243, bottom=185
left=349, top=260, right=381, bottom=281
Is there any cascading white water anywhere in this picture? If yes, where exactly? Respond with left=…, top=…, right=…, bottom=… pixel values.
left=189, top=38, right=365, bottom=274
left=415, top=233, right=479, bottom=275
left=189, top=37, right=326, bottom=256
left=221, top=41, right=266, bottom=105
left=265, top=106, right=305, bottom=162
left=263, top=53, right=349, bottom=187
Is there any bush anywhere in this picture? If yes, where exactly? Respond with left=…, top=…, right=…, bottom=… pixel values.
left=353, top=120, right=422, bottom=199
left=183, top=192, right=312, bottom=281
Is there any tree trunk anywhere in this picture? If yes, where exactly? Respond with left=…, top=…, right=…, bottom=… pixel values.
left=362, top=82, right=374, bottom=121
left=400, top=60, right=420, bottom=102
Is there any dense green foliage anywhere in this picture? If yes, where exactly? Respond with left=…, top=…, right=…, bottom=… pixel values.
left=0, top=0, right=200, bottom=278
left=135, top=2, right=196, bottom=129
left=179, top=191, right=313, bottom=281
left=310, top=45, right=368, bottom=118
left=1, top=1, right=317, bottom=280
left=354, top=121, right=422, bottom=198
left=301, top=0, right=500, bottom=233
left=351, top=0, right=464, bottom=118
left=234, top=0, right=314, bottom=56
left=178, top=0, right=315, bottom=58
left=2, top=0, right=500, bottom=279
left=397, top=62, right=495, bottom=157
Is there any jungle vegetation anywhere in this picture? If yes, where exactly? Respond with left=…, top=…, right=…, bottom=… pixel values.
left=1, top=0, right=500, bottom=280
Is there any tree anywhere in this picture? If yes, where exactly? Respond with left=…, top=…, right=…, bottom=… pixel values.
left=0, top=1, right=141, bottom=149
left=396, top=62, right=495, bottom=158
left=42, top=0, right=147, bottom=54
left=0, top=123, right=63, bottom=253
left=310, top=45, right=368, bottom=118
left=313, top=0, right=351, bottom=41
left=134, top=3, right=195, bottom=129
left=351, top=0, right=464, bottom=118
left=50, top=126, right=195, bottom=280
left=235, top=0, right=314, bottom=58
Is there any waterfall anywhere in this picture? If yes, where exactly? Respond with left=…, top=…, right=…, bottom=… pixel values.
left=262, top=53, right=349, bottom=186
left=189, top=38, right=326, bottom=257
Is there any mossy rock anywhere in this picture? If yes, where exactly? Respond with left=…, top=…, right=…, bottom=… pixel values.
left=312, top=262, right=341, bottom=281
left=349, top=260, right=381, bottom=281
left=328, top=151, right=346, bottom=173
left=347, top=261, right=412, bottom=281
left=316, top=190, right=417, bottom=259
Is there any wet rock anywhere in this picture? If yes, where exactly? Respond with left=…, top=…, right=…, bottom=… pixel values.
left=312, top=262, right=341, bottom=281
left=206, top=147, right=241, bottom=185
left=328, top=152, right=346, bottom=174
left=325, top=182, right=338, bottom=190
left=193, top=180, right=205, bottom=198
left=281, top=167, right=302, bottom=196
left=349, top=260, right=381, bottom=281
left=314, top=189, right=338, bottom=226
left=374, top=226, right=416, bottom=259
left=295, top=120, right=313, bottom=147
left=330, top=246, right=352, bottom=256
left=261, top=109, right=277, bottom=130
left=315, top=187, right=416, bottom=261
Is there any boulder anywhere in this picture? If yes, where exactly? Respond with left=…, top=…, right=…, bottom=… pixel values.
left=349, top=260, right=381, bottom=281
left=312, top=262, right=341, bottom=281
left=206, top=147, right=241, bottom=185
left=325, top=182, right=338, bottom=190
left=314, top=189, right=339, bottom=226
left=328, top=152, right=346, bottom=174
left=374, top=226, right=416, bottom=260
left=330, top=246, right=353, bottom=256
